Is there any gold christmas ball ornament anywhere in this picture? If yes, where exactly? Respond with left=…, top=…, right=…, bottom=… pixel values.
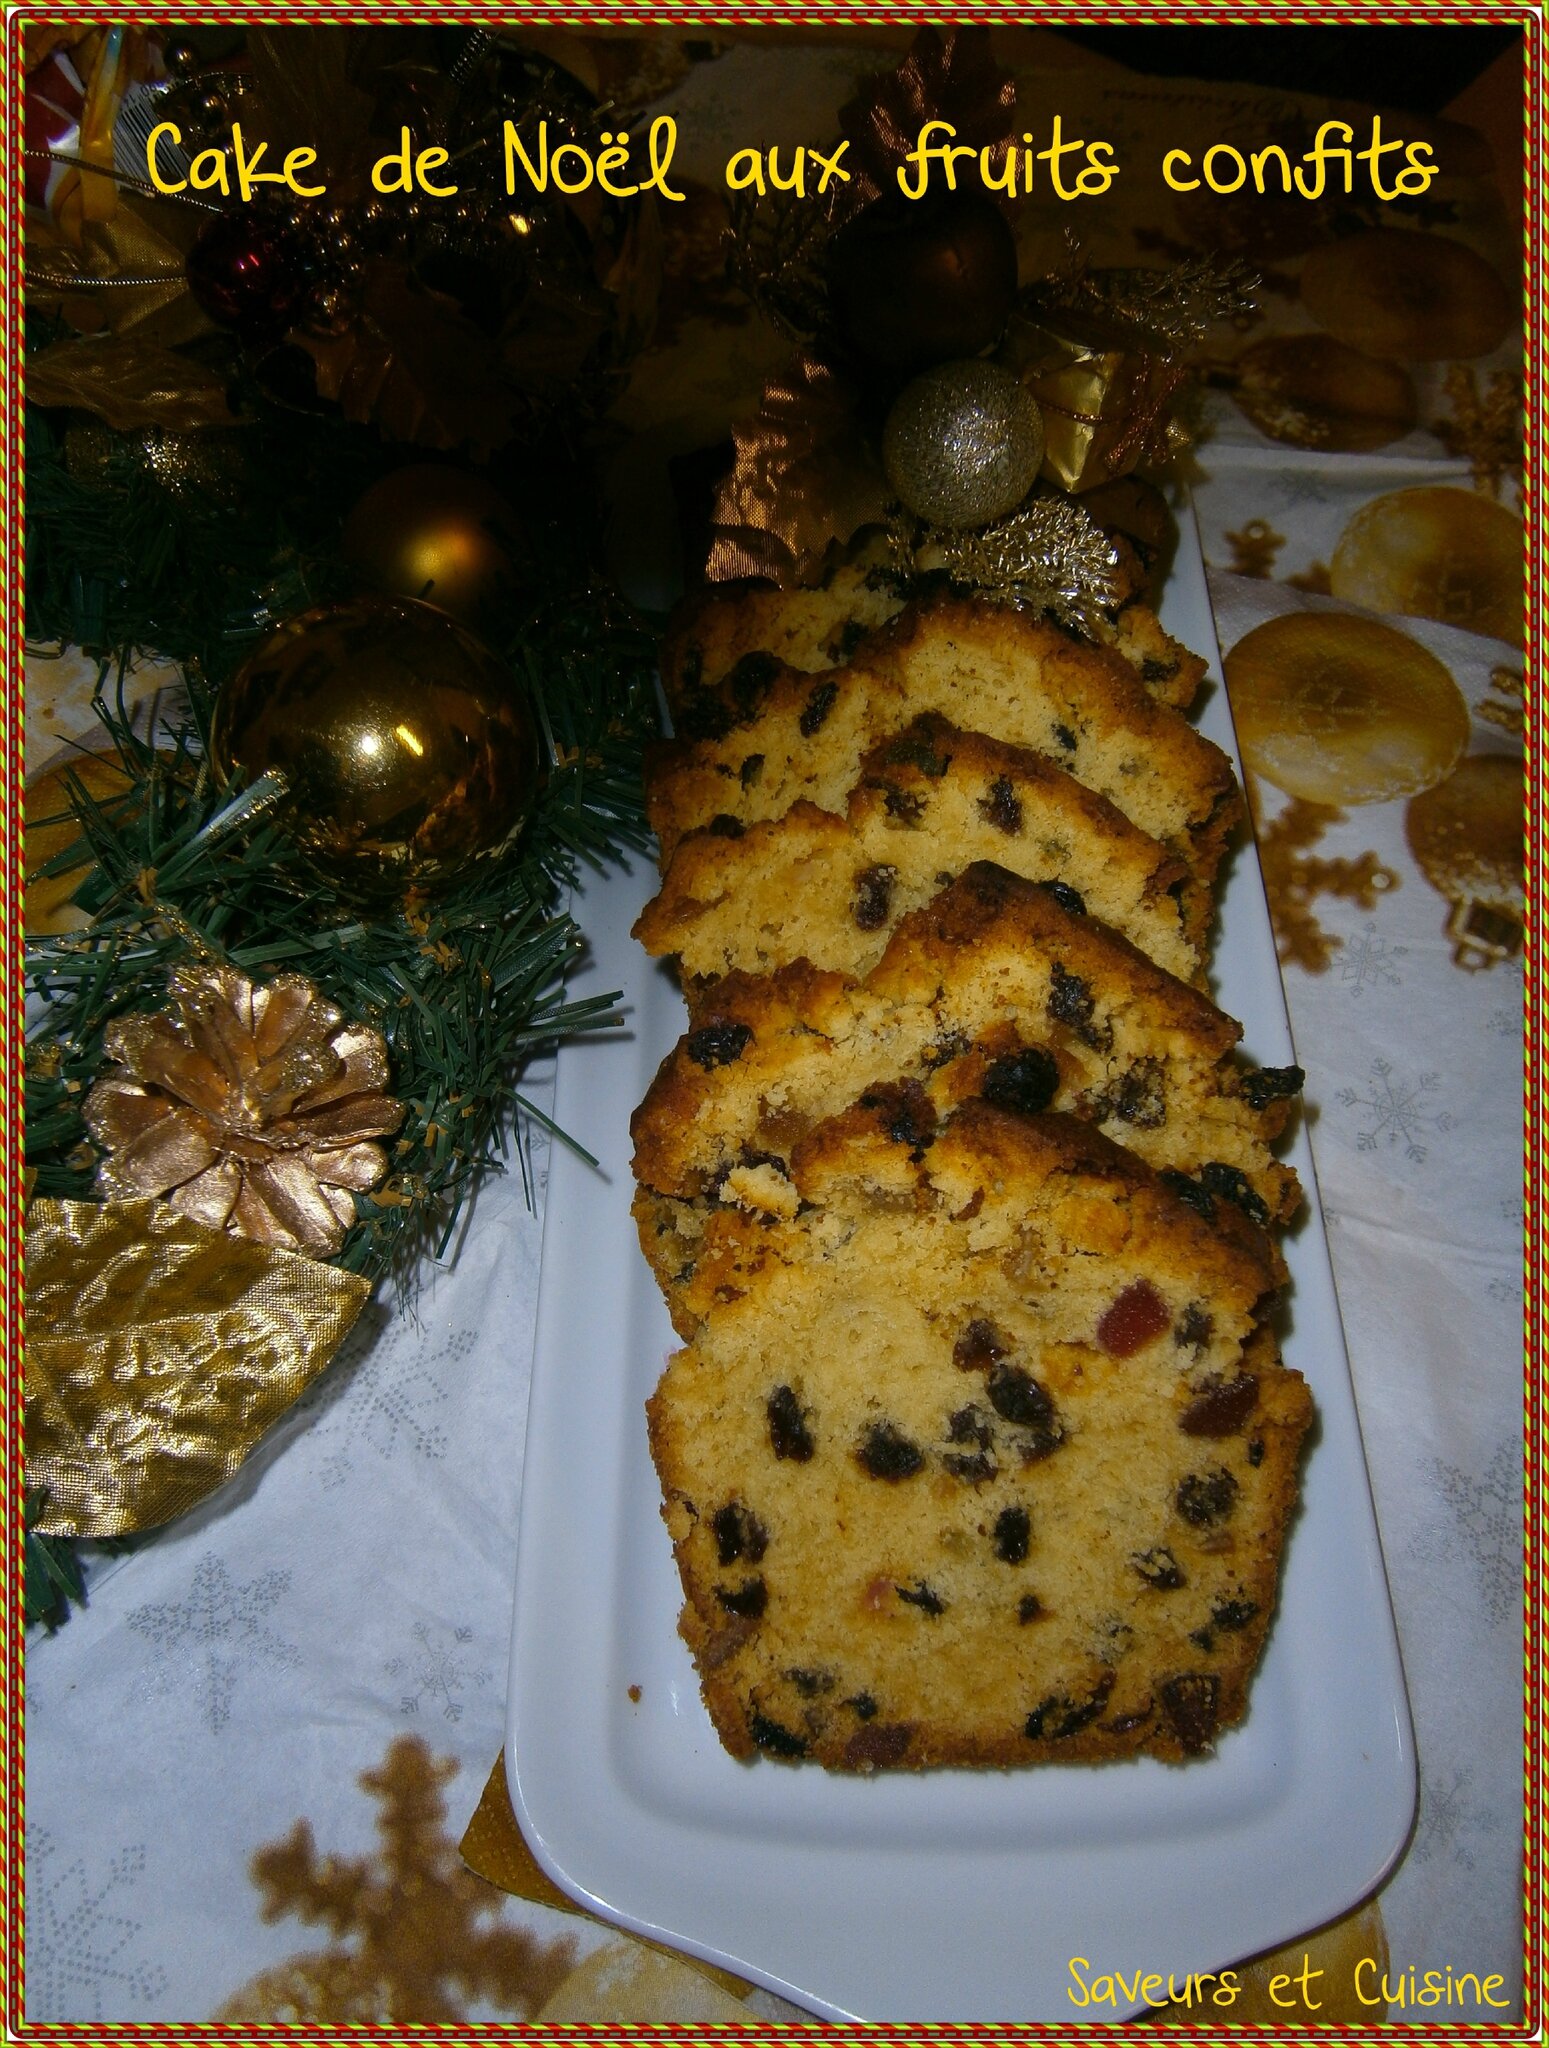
left=341, top=466, right=533, bottom=634
left=1230, top=335, right=1417, bottom=453
left=26, top=751, right=140, bottom=935
left=1330, top=486, right=1523, bottom=648
left=1405, top=753, right=1523, bottom=968
left=1299, top=229, right=1514, bottom=362
left=1224, top=611, right=1469, bottom=807
left=211, top=597, right=542, bottom=902
left=882, top=360, right=1045, bottom=530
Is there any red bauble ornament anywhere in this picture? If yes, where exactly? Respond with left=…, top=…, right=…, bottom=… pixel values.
left=829, top=190, right=1018, bottom=376
left=185, top=209, right=311, bottom=339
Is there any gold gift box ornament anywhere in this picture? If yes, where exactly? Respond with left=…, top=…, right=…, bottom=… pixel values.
left=998, top=306, right=1191, bottom=496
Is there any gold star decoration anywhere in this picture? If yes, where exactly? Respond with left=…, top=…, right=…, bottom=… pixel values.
left=217, top=1736, right=577, bottom=2022
left=1249, top=776, right=1400, bottom=973
left=1432, top=364, right=1522, bottom=499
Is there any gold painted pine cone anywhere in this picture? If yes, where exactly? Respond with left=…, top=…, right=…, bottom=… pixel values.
left=84, top=966, right=406, bottom=1256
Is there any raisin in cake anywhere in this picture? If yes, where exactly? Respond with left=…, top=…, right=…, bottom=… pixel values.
left=635, top=718, right=1203, bottom=990
left=632, top=862, right=1302, bottom=1228
left=661, top=533, right=1204, bottom=716
left=644, top=1098, right=1312, bottom=1771
left=647, top=596, right=1239, bottom=876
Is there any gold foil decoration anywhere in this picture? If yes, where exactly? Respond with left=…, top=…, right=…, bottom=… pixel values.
left=999, top=309, right=1188, bottom=494
left=26, top=1196, right=369, bottom=1537
left=838, top=25, right=1017, bottom=197
left=28, top=335, right=239, bottom=431
left=707, top=357, right=889, bottom=585
left=84, top=966, right=407, bottom=1257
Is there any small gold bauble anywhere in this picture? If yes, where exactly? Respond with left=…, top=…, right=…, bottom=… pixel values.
left=882, top=360, right=1045, bottom=530
left=1224, top=610, right=1470, bottom=806
left=1299, top=228, right=1513, bottom=362
left=1231, top=335, right=1417, bottom=453
left=211, top=596, right=541, bottom=902
left=1406, top=752, right=1521, bottom=908
left=1406, top=752, right=1523, bottom=969
left=1330, top=486, right=1523, bottom=648
left=342, top=465, right=532, bottom=633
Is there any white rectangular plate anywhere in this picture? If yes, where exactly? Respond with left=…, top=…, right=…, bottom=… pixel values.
left=507, top=508, right=1415, bottom=2023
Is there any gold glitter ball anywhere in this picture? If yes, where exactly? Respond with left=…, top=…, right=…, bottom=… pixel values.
left=882, top=359, right=1045, bottom=530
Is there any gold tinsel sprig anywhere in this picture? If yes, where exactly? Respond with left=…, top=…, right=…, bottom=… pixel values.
left=1033, top=239, right=1260, bottom=352
left=83, top=965, right=407, bottom=1257
left=889, top=492, right=1122, bottom=639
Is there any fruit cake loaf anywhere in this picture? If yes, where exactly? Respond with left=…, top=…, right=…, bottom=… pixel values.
left=631, top=862, right=1303, bottom=1228
left=661, top=534, right=1205, bottom=717
left=634, top=717, right=1205, bottom=992
left=644, top=1097, right=1312, bottom=1771
left=646, top=598, right=1239, bottom=877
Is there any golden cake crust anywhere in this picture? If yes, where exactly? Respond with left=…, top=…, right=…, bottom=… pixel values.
left=631, top=863, right=1302, bottom=1224
left=635, top=717, right=1205, bottom=989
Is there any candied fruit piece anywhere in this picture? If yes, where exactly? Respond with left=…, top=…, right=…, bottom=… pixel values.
left=993, top=1505, right=1031, bottom=1564
left=978, top=776, right=1024, bottom=835
left=1025, top=1675, right=1113, bottom=1740
left=1096, top=1280, right=1170, bottom=1358
left=1180, top=1373, right=1259, bottom=1438
left=896, top=1579, right=945, bottom=1614
left=953, top=1317, right=1007, bottom=1372
left=749, top=1712, right=807, bottom=1758
left=685, top=1021, right=753, bottom=1071
left=716, top=1577, right=767, bottom=1618
left=1041, top=879, right=1086, bottom=914
left=798, top=679, right=839, bottom=736
left=767, top=1385, right=814, bottom=1461
left=1240, top=1064, right=1305, bottom=1111
left=858, top=1422, right=925, bottom=1480
left=1159, top=1674, right=1220, bottom=1754
left=1176, top=1469, right=1239, bottom=1526
left=711, top=1502, right=768, bottom=1565
left=1131, top=1547, right=1184, bottom=1590
left=852, top=863, right=898, bottom=931
left=982, top=1047, right=1059, bottom=1117
left=843, top=1722, right=913, bottom=1771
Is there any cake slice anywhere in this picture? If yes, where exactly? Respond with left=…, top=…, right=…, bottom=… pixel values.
left=644, top=1097, right=1312, bottom=1771
left=635, top=717, right=1204, bottom=991
left=632, top=862, right=1302, bottom=1227
left=647, top=594, right=1238, bottom=876
left=661, top=533, right=1205, bottom=716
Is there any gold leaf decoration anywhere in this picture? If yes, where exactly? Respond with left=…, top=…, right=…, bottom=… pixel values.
left=297, top=264, right=522, bottom=459
left=26, top=334, right=240, bottom=431
left=26, top=1196, right=369, bottom=1537
left=84, top=965, right=406, bottom=1257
